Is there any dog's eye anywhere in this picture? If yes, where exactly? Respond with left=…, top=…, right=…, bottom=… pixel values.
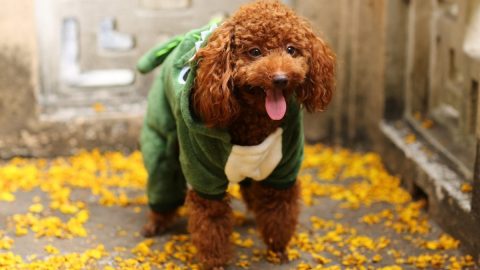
left=248, top=48, right=262, bottom=58
left=286, top=46, right=297, bottom=56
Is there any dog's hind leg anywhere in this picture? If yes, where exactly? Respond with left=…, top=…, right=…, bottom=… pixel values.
left=141, top=162, right=186, bottom=238
left=240, top=181, right=300, bottom=262
left=186, top=190, right=233, bottom=270
left=141, top=209, right=177, bottom=237
left=140, top=80, right=187, bottom=237
left=140, top=154, right=186, bottom=237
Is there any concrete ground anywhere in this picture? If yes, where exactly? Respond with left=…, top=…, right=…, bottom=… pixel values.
left=0, top=145, right=477, bottom=269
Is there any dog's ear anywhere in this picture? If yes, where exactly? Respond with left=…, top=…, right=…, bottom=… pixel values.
left=193, top=22, right=239, bottom=128
left=297, top=26, right=336, bottom=113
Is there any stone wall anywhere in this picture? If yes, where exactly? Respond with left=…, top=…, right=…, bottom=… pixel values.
left=0, top=0, right=38, bottom=143
left=0, top=0, right=141, bottom=157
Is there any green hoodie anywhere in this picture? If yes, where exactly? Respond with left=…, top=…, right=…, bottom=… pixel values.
left=138, top=23, right=304, bottom=212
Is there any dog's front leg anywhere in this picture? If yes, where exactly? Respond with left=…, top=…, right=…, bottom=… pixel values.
left=186, top=190, right=233, bottom=270
left=241, top=181, right=300, bottom=262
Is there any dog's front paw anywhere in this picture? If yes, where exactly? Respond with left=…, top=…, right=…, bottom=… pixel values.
left=268, top=250, right=289, bottom=264
left=141, top=220, right=165, bottom=238
left=276, top=251, right=289, bottom=264
left=203, top=262, right=226, bottom=270
left=141, top=210, right=176, bottom=237
left=206, top=267, right=224, bottom=270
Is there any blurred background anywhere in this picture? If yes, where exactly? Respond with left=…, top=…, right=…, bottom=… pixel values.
left=0, top=0, right=479, bottom=258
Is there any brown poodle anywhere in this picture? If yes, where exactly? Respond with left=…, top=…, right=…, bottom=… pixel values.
left=140, top=1, right=335, bottom=269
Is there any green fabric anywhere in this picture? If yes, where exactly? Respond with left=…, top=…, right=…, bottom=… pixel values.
left=139, top=23, right=304, bottom=212
left=137, top=35, right=184, bottom=74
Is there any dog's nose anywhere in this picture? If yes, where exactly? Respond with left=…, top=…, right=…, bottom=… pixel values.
left=272, top=74, right=288, bottom=88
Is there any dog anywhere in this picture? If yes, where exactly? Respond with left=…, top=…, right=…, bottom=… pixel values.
left=137, top=1, right=335, bottom=268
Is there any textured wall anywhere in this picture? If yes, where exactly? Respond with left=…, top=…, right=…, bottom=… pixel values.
left=0, top=0, right=143, bottom=157
left=0, top=0, right=38, bottom=135
left=297, top=0, right=388, bottom=146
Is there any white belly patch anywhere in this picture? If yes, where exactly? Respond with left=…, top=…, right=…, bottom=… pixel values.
left=224, top=128, right=283, bottom=183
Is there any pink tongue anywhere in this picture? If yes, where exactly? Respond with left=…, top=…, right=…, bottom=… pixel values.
left=265, top=88, right=287, bottom=120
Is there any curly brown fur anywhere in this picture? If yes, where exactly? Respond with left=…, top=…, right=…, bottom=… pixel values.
left=191, top=0, right=333, bottom=267
left=141, top=209, right=177, bottom=237
left=194, top=0, right=335, bottom=130
left=186, top=191, right=234, bottom=269
left=240, top=181, right=300, bottom=261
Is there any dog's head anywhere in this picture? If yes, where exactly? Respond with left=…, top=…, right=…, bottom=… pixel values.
left=194, top=0, right=335, bottom=127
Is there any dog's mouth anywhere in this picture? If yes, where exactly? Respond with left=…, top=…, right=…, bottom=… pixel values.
left=243, top=86, right=287, bottom=121
left=265, top=88, right=286, bottom=121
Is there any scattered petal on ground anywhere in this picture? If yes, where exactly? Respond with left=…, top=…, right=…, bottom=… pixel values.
left=0, top=145, right=477, bottom=269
